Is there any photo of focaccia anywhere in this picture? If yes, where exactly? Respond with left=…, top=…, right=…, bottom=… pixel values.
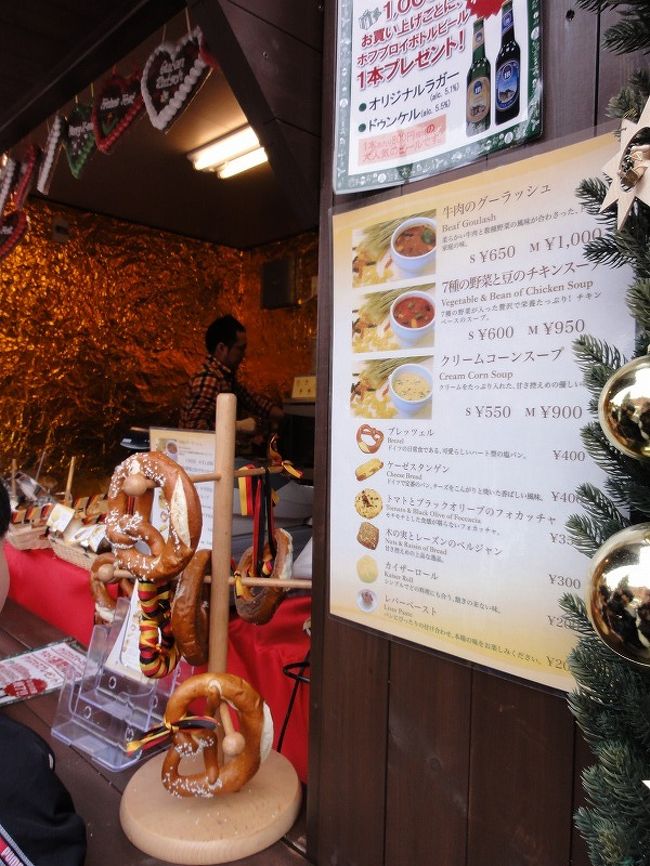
left=354, top=488, right=382, bottom=519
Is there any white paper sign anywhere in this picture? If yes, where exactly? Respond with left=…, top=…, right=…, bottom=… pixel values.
left=330, top=132, right=634, bottom=689
left=149, top=427, right=216, bottom=549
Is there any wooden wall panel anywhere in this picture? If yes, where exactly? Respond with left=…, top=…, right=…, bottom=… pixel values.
left=228, top=0, right=323, bottom=50
left=540, top=4, right=598, bottom=140
left=466, top=673, right=576, bottom=866
left=309, top=5, right=640, bottom=866
left=312, top=617, right=390, bottom=866
left=385, top=646, right=471, bottom=866
left=570, top=727, right=594, bottom=866
left=191, top=0, right=322, bottom=224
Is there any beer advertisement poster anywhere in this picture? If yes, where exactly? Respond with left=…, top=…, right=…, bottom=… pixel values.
left=334, top=0, right=542, bottom=193
left=329, top=133, right=633, bottom=689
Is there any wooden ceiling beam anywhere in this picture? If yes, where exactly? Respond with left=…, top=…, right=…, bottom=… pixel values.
left=0, top=0, right=185, bottom=152
left=190, top=0, right=323, bottom=228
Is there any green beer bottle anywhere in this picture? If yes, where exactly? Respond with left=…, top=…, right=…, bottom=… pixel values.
left=495, top=0, right=521, bottom=124
left=466, top=18, right=491, bottom=136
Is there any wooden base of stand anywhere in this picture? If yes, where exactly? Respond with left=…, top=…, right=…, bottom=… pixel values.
left=120, top=750, right=302, bottom=865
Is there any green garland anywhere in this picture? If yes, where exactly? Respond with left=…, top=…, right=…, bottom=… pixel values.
left=559, top=4, right=650, bottom=864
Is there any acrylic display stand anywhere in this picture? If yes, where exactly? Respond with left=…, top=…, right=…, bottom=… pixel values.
left=119, top=393, right=302, bottom=864
left=52, top=595, right=182, bottom=772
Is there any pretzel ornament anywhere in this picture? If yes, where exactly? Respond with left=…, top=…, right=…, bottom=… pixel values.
left=161, top=672, right=273, bottom=798
left=171, top=548, right=211, bottom=666
left=89, top=552, right=133, bottom=624
left=105, top=452, right=201, bottom=582
left=235, top=528, right=293, bottom=625
left=356, top=423, right=384, bottom=454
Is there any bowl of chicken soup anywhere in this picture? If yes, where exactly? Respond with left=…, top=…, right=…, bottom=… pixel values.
left=388, top=363, right=433, bottom=417
left=390, top=217, right=436, bottom=275
left=389, top=290, right=435, bottom=347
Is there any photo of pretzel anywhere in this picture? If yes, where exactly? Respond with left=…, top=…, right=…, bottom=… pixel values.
left=171, top=548, right=211, bottom=666
left=105, top=451, right=202, bottom=582
left=356, top=423, right=384, bottom=454
left=161, top=672, right=273, bottom=798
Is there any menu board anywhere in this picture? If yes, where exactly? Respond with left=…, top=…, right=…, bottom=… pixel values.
left=330, top=133, right=634, bottom=690
left=149, top=427, right=216, bottom=549
left=334, top=0, right=542, bottom=193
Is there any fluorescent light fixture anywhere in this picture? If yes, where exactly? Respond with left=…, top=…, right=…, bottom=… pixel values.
left=216, top=146, right=267, bottom=178
left=187, top=126, right=268, bottom=178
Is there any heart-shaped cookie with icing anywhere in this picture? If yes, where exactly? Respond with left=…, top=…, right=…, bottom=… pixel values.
left=141, top=27, right=213, bottom=133
left=0, top=158, right=19, bottom=216
left=13, top=145, right=42, bottom=210
left=64, top=103, right=96, bottom=179
left=93, top=71, right=145, bottom=154
left=37, top=116, right=67, bottom=195
left=0, top=210, right=28, bottom=259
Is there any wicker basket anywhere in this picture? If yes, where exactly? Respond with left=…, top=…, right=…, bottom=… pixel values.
left=5, top=524, right=51, bottom=551
left=49, top=536, right=98, bottom=570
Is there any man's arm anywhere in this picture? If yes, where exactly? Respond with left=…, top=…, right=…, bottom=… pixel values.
left=233, top=380, right=282, bottom=423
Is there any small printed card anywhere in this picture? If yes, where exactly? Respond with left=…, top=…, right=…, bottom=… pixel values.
left=0, top=640, right=86, bottom=706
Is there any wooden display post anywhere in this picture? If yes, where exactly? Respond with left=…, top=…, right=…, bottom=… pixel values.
left=119, top=394, right=302, bottom=864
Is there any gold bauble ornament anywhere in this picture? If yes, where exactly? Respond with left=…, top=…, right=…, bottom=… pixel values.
left=586, top=524, right=650, bottom=667
left=598, top=354, right=650, bottom=460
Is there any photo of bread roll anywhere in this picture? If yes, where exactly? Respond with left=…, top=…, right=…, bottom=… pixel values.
left=356, top=554, right=378, bottom=583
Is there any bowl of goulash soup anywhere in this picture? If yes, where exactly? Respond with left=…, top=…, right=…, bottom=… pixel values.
left=388, top=362, right=433, bottom=417
left=390, top=217, right=436, bottom=275
left=389, top=289, right=435, bottom=347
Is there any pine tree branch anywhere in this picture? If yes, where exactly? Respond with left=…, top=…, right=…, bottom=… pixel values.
left=607, top=70, right=650, bottom=119
left=576, top=177, right=610, bottom=215
left=604, top=19, right=650, bottom=56
left=573, top=335, right=624, bottom=375
left=576, top=483, right=628, bottom=528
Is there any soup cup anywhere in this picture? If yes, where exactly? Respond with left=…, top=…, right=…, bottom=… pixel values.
left=390, top=217, right=436, bottom=275
left=388, top=362, right=433, bottom=417
left=389, top=289, right=435, bottom=347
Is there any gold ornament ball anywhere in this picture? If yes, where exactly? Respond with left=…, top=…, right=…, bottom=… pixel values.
left=598, top=354, right=650, bottom=460
left=586, top=523, right=650, bottom=667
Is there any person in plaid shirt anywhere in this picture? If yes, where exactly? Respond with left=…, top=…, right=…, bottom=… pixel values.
left=179, top=314, right=283, bottom=433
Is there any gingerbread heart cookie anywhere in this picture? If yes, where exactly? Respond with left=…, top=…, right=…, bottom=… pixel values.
left=37, top=116, right=67, bottom=194
left=93, top=71, right=145, bottom=154
left=13, top=145, right=42, bottom=210
left=0, top=210, right=28, bottom=260
left=64, top=102, right=96, bottom=179
left=0, top=158, right=19, bottom=216
left=141, top=27, right=213, bottom=133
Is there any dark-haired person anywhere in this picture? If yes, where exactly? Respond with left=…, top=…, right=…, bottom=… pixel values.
left=0, top=482, right=87, bottom=865
left=179, top=314, right=283, bottom=434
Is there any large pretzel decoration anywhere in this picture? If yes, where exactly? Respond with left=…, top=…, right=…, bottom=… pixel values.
left=105, top=452, right=202, bottom=582
left=161, top=672, right=273, bottom=798
left=171, top=548, right=211, bottom=666
left=103, top=452, right=202, bottom=678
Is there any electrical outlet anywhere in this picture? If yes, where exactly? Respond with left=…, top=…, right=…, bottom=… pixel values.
left=291, top=376, right=317, bottom=400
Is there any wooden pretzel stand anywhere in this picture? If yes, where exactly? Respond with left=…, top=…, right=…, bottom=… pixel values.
left=119, top=394, right=302, bottom=863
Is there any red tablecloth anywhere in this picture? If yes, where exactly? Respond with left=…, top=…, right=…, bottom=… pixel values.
left=4, top=544, right=310, bottom=781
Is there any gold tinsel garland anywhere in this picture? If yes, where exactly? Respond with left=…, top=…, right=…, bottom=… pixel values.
left=0, top=200, right=317, bottom=493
